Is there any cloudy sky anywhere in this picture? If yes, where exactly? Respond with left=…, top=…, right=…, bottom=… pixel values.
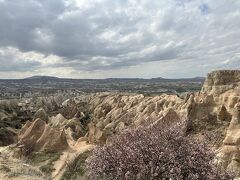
left=0, top=0, right=239, bottom=79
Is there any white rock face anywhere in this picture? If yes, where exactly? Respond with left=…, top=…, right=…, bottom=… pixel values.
left=86, top=93, right=188, bottom=143
left=199, top=70, right=240, bottom=176
left=202, top=70, right=240, bottom=94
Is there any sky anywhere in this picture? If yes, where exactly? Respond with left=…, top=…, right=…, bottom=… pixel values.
left=0, top=0, right=239, bottom=79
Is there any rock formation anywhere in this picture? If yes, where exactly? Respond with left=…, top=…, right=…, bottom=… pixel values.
left=8, top=69, right=240, bottom=178
left=85, top=93, right=187, bottom=143
left=0, top=100, right=31, bottom=146
left=80, top=70, right=240, bottom=176
left=202, top=70, right=240, bottom=94
left=217, top=105, right=232, bottom=122
left=198, top=70, right=240, bottom=175
left=49, top=113, right=85, bottom=140
left=49, top=113, right=68, bottom=128
left=217, top=103, right=240, bottom=175
left=18, top=118, right=69, bottom=152
left=33, top=108, right=48, bottom=122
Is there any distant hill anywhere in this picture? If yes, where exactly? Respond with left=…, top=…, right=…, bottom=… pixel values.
left=151, top=76, right=205, bottom=82
left=192, top=76, right=205, bottom=80
left=0, top=75, right=205, bottom=97
left=2, top=76, right=205, bottom=82
left=24, top=75, right=59, bottom=80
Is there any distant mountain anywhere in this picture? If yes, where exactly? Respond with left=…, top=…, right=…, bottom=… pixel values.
left=192, top=76, right=205, bottom=80
left=22, top=76, right=205, bottom=82
left=24, top=75, right=59, bottom=80
left=151, top=76, right=205, bottom=82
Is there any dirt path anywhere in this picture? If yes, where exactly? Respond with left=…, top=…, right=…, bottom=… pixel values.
left=51, top=141, right=94, bottom=180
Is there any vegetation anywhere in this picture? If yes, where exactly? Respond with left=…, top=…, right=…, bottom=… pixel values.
left=86, top=121, right=232, bottom=180
left=28, top=151, right=61, bottom=175
left=61, top=151, right=91, bottom=180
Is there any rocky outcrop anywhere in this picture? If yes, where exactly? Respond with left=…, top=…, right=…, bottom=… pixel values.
left=49, top=114, right=68, bottom=128
left=18, top=118, right=69, bottom=152
left=33, top=108, right=48, bottom=122
left=49, top=113, right=85, bottom=140
left=203, top=70, right=240, bottom=86
left=217, top=103, right=240, bottom=175
left=83, top=93, right=197, bottom=143
left=198, top=70, right=240, bottom=175
left=35, top=96, right=65, bottom=112
left=0, top=100, right=31, bottom=146
left=188, top=70, right=240, bottom=132
left=217, top=105, right=232, bottom=122
left=202, top=70, right=240, bottom=94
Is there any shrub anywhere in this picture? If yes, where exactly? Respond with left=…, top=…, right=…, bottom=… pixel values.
left=86, top=121, right=232, bottom=180
left=61, top=151, right=91, bottom=180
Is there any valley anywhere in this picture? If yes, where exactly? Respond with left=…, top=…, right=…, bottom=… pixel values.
left=0, top=70, right=239, bottom=179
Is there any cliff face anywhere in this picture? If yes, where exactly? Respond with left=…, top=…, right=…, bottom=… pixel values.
left=204, top=70, right=240, bottom=86
left=199, top=70, right=240, bottom=175
left=202, top=70, right=240, bottom=94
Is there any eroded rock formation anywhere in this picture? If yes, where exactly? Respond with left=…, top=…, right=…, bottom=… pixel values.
left=202, top=70, right=240, bottom=94
left=217, top=103, right=240, bottom=175
left=18, top=118, right=69, bottom=152
left=88, top=94, right=186, bottom=143
left=33, top=108, right=48, bottom=122
left=11, top=69, right=240, bottom=177
left=0, top=100, right=31, bottom=146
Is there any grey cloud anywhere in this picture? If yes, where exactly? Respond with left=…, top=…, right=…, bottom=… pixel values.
left=0, top=0, right=240, bottom=74
left=0, top=56, right=41, bottom=72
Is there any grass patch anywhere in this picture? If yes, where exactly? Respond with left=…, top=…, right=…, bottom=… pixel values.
left=39, top=164, right=55, bottom=174
left=29, top=151, right=61, bottom=164
left=7, top=172, right=22, bottom=178
left=28, top=151, right=61, bottom=175
left=7, top=168, right=43, bottom=178
left=61, top=151, right=91, bottom=180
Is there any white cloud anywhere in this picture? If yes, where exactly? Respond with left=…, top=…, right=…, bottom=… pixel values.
left=0, top=0, right=239, bottom=78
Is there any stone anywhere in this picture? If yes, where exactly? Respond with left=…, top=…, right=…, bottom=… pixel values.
left=33, top=108, right=48, bottom=122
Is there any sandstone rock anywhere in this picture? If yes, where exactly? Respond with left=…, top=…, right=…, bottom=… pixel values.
left=33, top=108, right=48, bottom=122
left=204, top=70, right=240, bottom=87
left=202, top=70, right=240, bottom=94
left=216, top=102, right=240, bottom=175
left=217, top=105, right=232, bottom=122
left=62, top=99, right=76, bottom=107
left=18, top=119, right=69, bottom=152
left=88, top=122, right=104, bottom=143
left=115, top=122, right=125, bottom=132
left=49, top=113, right=67, bottom=127
left=152, top=108, right=180, bottom=128
left=35, top=96, right=62, bottom=112
left=64, top=118, right=85, bottom=139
